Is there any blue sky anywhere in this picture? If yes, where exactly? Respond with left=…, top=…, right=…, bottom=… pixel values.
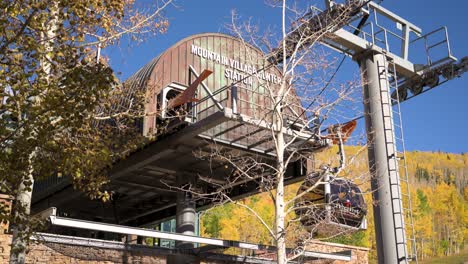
left=104, top=0, right=467, bottom=153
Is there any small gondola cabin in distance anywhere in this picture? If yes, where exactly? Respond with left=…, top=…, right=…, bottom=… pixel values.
left=32, top=33, right=332, bottom=228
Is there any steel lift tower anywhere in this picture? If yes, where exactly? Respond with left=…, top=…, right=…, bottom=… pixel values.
left=271, top=0, right=468, bottom=263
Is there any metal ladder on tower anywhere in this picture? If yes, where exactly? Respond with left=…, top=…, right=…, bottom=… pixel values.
left=375, top=54, right=409, bottom=263
left=386, top=55, right=418, bottom=263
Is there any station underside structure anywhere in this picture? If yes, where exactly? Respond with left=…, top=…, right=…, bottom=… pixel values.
left=33, top=107, right=322, bottom=226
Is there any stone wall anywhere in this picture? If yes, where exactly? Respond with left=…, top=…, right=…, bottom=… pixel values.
left=254, top=241, right=368, bottom=264
left=306, top=240, right=369, bottom=264
left=0, top=233, right=168, bottom=264
left=0, top=234, right=11, bottom=263
left=0, top=194, right=13, bottom=233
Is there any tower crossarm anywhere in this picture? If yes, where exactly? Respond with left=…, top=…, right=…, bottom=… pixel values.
left=271, top=0, right=466, bottom=99
left=268, top=0, right=423, bottom=79
left=267, top=0, right=365, bottom=64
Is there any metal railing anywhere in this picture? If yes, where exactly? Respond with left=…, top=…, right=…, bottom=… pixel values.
left=410, top=27, right=457, bottom=69
left=40, top=207, right=353, bottom=261
left=340, top=2, right=455, bottom=72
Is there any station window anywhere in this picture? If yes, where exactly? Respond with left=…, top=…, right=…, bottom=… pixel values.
left=156, top=83, right=196, bottom=132
left=158, top=83, right=189, bottom=119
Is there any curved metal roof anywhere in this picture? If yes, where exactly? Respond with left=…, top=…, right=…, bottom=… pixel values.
left=122, top=32, right=269, bottom=95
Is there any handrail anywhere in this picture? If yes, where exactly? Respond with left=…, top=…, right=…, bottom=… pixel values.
left=410, top=26, right=446, bottom=43
left=44, top=208, right=352, bottom=261
left=409, top=26, right=455, bottom=67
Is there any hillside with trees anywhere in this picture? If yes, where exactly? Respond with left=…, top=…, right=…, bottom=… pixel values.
left=200, top=147, right=468, bottom=261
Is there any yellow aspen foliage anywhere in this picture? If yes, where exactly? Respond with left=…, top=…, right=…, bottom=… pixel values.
left=200, top=148, right=467, bottom=259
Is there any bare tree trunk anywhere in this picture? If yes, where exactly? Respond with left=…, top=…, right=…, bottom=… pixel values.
left=273, top=32, right=288, bottom=258
left=421, top=239, right=424, bottom=260
left=275, top=127, right=287, bottom=264
left=275, top=2, right=287, bottom=262
left=10, top=158, right=34, bottom=264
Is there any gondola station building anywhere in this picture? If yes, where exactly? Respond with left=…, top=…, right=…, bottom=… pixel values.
left=2, top=33, right=370, bottom=264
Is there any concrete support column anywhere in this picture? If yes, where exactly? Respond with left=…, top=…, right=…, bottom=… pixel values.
left=175, top=191, right=196, bottom=249
left=168, top=174, right=198, bottom=264
left=358, top=51, right=408, bottom=263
